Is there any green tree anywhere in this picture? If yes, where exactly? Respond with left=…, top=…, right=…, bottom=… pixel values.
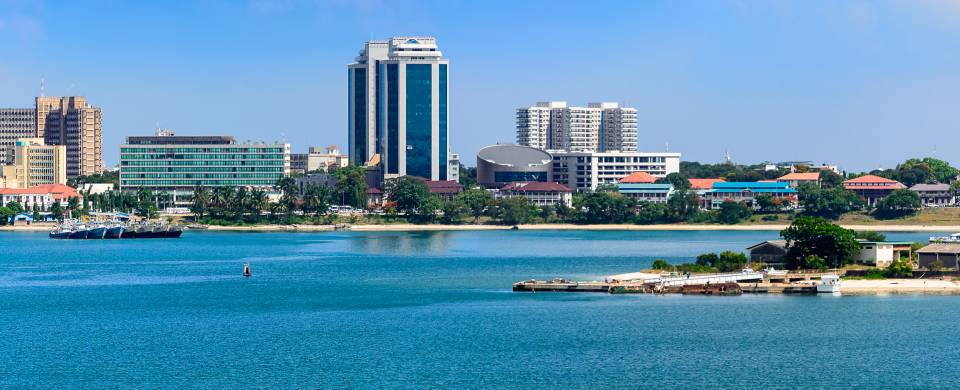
left=5, top=201, right=23, bottom=214
left=651, top=259, right=672, bottom=270
left=332, top=166, right=368, bottom=208
left=656, top=172, right=691, bottom=190
left=574, top=192, right=635, bottom=224
left=855, top=231, right=887, bottom=242
left=458, top=166, right=477, bottom=188
left=635, top=202, right=669, bottom=225
left=715, top=251, right=749, bottom=272
left=249, top=188, right=269, bottom=218
left=666, top=189, right=699, bottom=222
left=781, top=216, right=859, bottom=269
left=440, top=198, right=469, bottom=224
left=913, top=158, right=959, bottom=184
left=385, top=176, right=439, bottom=223
left=798, top=184, right=863, bottom=220
left=819, top=170, right=844, bottom=188
left=885, top=259, right=913, bottom=278
left=496, top=196, right=534, bottom=225
left=0, top=206, right=13, bottom=225
left=696, top=253, right=719, bottom=267
left=894, top=160, right=935, bottom=187
left=458, top=187, right=493, bottom=223
left=301, top=184, right=329, bottom=215
left=50, top=201, right=64, bottom=221
left=874, top=189, right=921, bottom=219
left=191, top=187, right=211, bottom=219
left=716, top=200, right=751, bottom=224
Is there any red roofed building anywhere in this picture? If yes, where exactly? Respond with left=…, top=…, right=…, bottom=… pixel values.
left=777, top=172, right=820, bottom=188
left=619, top=172, right=657, bottom=184
left=366, top=187, right=384, bottom=208
left=499, top=182, right=573, bottom=207
left=688, top=178, right=725, bottom=191
left=843, top=175, right=906, bottom=206
left=422, top=180, right=464, bottom=201
left=0, top=184, right=82, bottom=211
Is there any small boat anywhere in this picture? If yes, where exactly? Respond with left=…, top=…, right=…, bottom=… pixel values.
left=187, top=224, right=209, bottom=230
left=817, top=274, right=841, bottom=294
left=930, top=233, right=960, bottom=243
left=165, top=225, right=183, bottom=238
left=86, top=225, right=107, bottom=239
left=105, top=225, right=124, bottom=239
left=243, top=262, right=251, bottom=277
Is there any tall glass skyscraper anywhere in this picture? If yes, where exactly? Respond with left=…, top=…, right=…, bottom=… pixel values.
left=348, top=37, right=449, bottom=180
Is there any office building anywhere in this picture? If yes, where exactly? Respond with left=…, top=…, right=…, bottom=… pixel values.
left=476, top=144, right=553, bottom=189
left=0, top=138, right=67, bottom=188
left=551, top=151, right=680, bottom=191
left=307, top=146, right=349, bottom=172
left=348, top=36, right=450, bottom=180
left=119, top=129, right=290, bottom=206
left=290, top=153, right=308, bottom=174
left=516, top=101, right=637, bottom=152
left=447, top=153, right=460, bottom=183
left=0, top=108, right=36, bottom=163
left=35, top=96, right=103, bottom=178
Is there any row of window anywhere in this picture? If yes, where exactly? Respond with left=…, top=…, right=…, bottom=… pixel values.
left=122, top=160, right=284, bottom=166
left=121, top=173, right=283, bottom=179
left=121, top=147, right=285, bottom=153
left=121, top=167, right=283, bottom=173
left=121, top=154, right=285, bottom=160
left=121, top=179, right=279, bottom=186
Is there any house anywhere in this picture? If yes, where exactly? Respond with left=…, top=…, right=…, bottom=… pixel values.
left=617, top=183, right=674, bottom=203
left=0, top=184, right=82, bottom=211
left=855, top=241, right=913, bottom=267
left=366, top=188, right=384, bottom=208
left=842, top=175, right=906, bottom=206
left=499, top=182, right=573, bottom=207
left=909, top=183, right=954, bottom=207
left=703, top=182, right=797, bottom=209
left=688, top=178, right=724, bottom=191
left=423, top=180, right=464, bottom=201
left=747, top=240, right=787, bottom=267
left=618, top=172, right=657, bottom=184
left=916, top=243, right=960, bottom=270
left=777, top=172, right=820, bottom=188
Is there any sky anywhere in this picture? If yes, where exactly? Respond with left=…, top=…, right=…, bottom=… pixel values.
left=2, top=0, right=960, bottom=171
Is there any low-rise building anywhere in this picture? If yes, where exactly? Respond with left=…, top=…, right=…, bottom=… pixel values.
left=0, top=183, right=81, bottom=211
left=842, top=175, right=906, bottom=206
left=550, top=150, right=681, bottom=191
left=703, top=182, right=797, bottom=209
left=306, top=146, right=349, bottom=173
left=856, top=241, right=913, bottom=268
left=747, top=240, right=787, bottom=267
left=423, top=179, right=463, bottom=201
left=619, top=171, right=657, bottom=184
left=498, top=182, right=573, bottom=207
left=909, top=183, right=954, bottom=207
left=916, top=243, right=960, bottom=270
left=777, top=172, right=820, bottom=188
left=617, top=183, right=674, bottom=203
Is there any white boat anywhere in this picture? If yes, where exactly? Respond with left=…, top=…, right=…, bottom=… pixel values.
left=817, top=274, right=841, bottom=294
left=763, top=267, right=788, bottom=276
left=929, top=233, right=960, bottom=243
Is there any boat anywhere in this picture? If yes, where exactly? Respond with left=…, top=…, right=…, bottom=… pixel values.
left=929, top=233, right=960, bottom=243
left=243, top=262, right=251, bottom=277
left=817, top=274, right=842, bottom=294
left=187, top=224, right=209, bottom=230
left=165, top=225, right=183, bottom=238
left=134, top=224, right=150, bottom=238
left=144, top=225, right=167, bottom=238
left=86, top=225, right=107, bottom=239
left=68, top=225, right=89, bottom=239
left=49, top=226, right=73, bottom=239
left=105, top=224, right=124, bottom=239
left=120, top=225, right=137, bottom=239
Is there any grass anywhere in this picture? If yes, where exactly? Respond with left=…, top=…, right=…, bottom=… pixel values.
left=837, top=208, right=960, bottom=225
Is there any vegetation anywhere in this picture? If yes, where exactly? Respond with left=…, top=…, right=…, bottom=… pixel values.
left=781, top=216, right=859, bottom=270
left=68, top=171, right=119, bottom=188
left=854, top=231, right=887, bottom=242
left=873, top=189, right=921, bottom=219
left=716, top=201, right=751, bottom=224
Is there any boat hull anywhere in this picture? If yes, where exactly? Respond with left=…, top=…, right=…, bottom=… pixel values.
left=165, top=228, right=183, bottom=238
left=69, top=230, right=89, bottom=239
left=86, top=227, right=107, bottom=239
left=105, top=226, right=124, bottom=239
left=49, top=231, right=71, bottom=239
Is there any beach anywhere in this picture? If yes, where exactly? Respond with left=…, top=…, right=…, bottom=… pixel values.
left=840, top=279, right=960, bottom=294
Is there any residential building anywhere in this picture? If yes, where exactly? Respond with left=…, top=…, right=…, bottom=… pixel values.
left=476, top=144, right=553, bottom=189
left=842, top=175, right=906, bottom=206
left=348, top=36, right=450, bottom=180
left=618, top=171, right=657, bottom=184
left=0, top=183, right=81, bottom=211
left=765, top=161, right=840, bottom=174
left=747, top=240, right=787, bottom=267
left=119, top=129, right=290, bottom=207
left=516, top=101, right=637, bottom=152
left=777, top=172, right=820, bottom=188
left=306, top=146, right=349, bottom=173
left=35, top=96, right=103, bottom=178
left=498, top=182, right=573, bottom=207
left=0, top=138, right=67, bottom=188
left=550, top=151, right=681, bottom=192
left=702, top=182, right=798, bottom=209
left=910, top=183, right=954, bottom=206
left=916, top=243, right=960, bottom=270
left=617, top=183, right=674, bottom=203
left=0, top=108, right=36, bottom=163
left=855, top=241, right=913, bottom=268
left=447, top=153, right=460, bottom=183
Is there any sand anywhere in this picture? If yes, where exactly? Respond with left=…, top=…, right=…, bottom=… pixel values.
left=841, top=279, right=960, bottom=294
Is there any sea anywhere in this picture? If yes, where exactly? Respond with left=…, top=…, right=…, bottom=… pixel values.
left=1, top=229, right=959, bottom=388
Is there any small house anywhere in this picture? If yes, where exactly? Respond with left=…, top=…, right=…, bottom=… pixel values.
left=747, top=240, right=787, bottom=267
left=909, top=183, right=954, bottom=207
left=916, top=243, right=960, bottom=270
left=856, top=241, right=913, bottom=267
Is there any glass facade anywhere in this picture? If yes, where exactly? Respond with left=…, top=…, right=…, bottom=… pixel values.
left=405, top=64, right=432, bottom=179
left=119, top=145, right=286, bottom=190
left=386, top=63, right=399, bottom=174
left=351, top=68, right=366, bottom=165
left=494, top=172, right=548, bottom=183
left=438, top=64, right=447, bottom=180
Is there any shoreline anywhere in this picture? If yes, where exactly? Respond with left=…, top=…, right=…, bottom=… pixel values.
left=3, top=223, right=960, bottom=232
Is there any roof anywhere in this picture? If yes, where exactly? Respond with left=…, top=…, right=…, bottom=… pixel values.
left=910, top=183, right=950, bottom=192
left=778, top=172, right=820, bottom=181
left=617, top=183, right=673, bottom=193
left=423, top=180, right=464, bottom=194
left=476, top=144, right=553, bottom=167
left=366, top=187, right=383, bottom=194
left=619, top=172, right=657, bottom=184
left=688, top=178, right=724, bottom=190
left=858, top=241, right=914, bottom=246
left=747, top=240, right=787, bottom=250
left=713, top=182, right=793, bottom=189
left=0, top=184, right=81, bottom=200
left=916, top=243, right=960, bottom=254
left=843, top=175, right=906, bottom=190
left=501, top=182, right=572, bottom=192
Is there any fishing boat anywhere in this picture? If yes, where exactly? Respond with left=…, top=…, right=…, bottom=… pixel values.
left=134, top=224, right=150, bottom=237
left=144, top=225, right=167, bottom=238
left=165, top=225, right=183, bottom=238
left=86, top=225, right=107, bottom=239
left=817, top=274, right=841, bottom=294
left=68, top=225, right=89, bottom=239
left=105, top=224, right=124, bottom=239
left=49, top=225, right=73, bottom=239
left=120, top=225, right=137, bottom=239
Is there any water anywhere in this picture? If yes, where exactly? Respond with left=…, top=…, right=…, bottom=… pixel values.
left=1, top=229, right=958, bottom=387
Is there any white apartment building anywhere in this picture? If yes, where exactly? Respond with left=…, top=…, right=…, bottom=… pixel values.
left=516, top=101, right=637, bottom=153
left=551, top=150, right=680, bottom=191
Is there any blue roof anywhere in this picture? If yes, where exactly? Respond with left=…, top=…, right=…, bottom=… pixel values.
left=713, top=181, right=791, bottom=189
left=711, top=188, right=797, bottom=193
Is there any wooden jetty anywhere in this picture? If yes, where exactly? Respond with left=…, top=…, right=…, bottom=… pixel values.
left=513, top=271, right=826, bottom=295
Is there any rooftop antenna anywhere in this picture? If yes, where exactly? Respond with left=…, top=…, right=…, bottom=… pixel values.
left=40, top=77, right=45, bottom=97
left=723, top=149, right=732, bottom=165
left=664, top=141, right=669, bottom=152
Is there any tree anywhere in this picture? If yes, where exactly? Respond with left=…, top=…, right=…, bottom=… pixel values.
left=441, top=198, right=469, bottom=224
left=819, top=170, right=844, bottom=188
left=50, top=201, right=64, bottom=221
left=635, top=202, right=669, bottom=225
left=798, top=184, right=863, bottom=220
left=0, top=206, right=14, bottom=225
left=874, top=189, right=921, bottom=219
left=574, top=192, right=635, bottom=224
left=696, top=253, right=719, bottom=267
left=332, top=166, right=368, bottom=208
left=249, top=189, right=269, bottom=217
left=301, top=184, right=329, bottom=215
left=666, top=189, right=699, bottom=222
left=190, top=187, right=211, bottom=219
left=5, top=201, right=23, bottom=214
left=894, top=160, right=935, bottom=187
left=754, top=194, right=776, bottom=213
left=928, top=260, right=944, bottom=272
left=912, top=158, right=959, bottom=184
left=717, top=200, right=751, bottom=224
left=385, top=176, right=438, bottom=223
left=855, top=231, right=887, bottom=242
left=457, top=187, right=493, bottom=223
left=458, top=166, right=477, bottom=188
left=781, top=216, right=859, bottom=269
left=885, top=259, right=913, bottom=278
left=656, top=172, right=691, bottom=190
left=715, top=251, right=749, bottom=272
left=651, top=259, right=672, bottom=270
left=496, top=197, right=534, bottom=225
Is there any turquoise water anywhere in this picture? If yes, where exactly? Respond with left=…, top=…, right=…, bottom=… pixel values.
left=1, top=229, right=959, bottom=387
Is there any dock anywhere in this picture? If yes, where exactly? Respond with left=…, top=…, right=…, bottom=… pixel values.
left=513, top=271, right=826, bottom=295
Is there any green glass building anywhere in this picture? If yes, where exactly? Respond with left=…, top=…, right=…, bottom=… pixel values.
left=119, top=131, right=290, bottom=206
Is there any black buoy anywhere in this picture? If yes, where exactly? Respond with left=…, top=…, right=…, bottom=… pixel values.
left=243, top=262, right=251, bottom=277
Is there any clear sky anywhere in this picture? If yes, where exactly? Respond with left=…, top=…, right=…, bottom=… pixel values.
left=2, top=0, right=959, bottom=171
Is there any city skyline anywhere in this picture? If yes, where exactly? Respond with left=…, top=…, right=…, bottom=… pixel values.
left=3, top=1, right=960, bottom=171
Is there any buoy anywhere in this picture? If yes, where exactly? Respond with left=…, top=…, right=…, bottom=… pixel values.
left=243, top=262, right=251, bottom=277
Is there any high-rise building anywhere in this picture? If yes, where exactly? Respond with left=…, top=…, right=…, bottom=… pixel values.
left=0, top=138, right=67, bottom=188
left=0, top=108, right=36, bottom=164
left=35, top=96, right=103, bottom=179
left=119, top=129, right=290, bottom=207
left=516, top=101, right=637, bottom=152
left=348, top=36, right=450, bottom=180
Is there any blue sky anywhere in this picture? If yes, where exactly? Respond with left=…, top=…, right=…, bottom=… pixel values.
left=2, top=0, right=960, bottom=171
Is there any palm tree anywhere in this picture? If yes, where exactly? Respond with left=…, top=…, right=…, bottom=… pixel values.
left=250, top=189, right=268, bottom=218
left=302, top=184, right=329, bottom=215
left=191, top=187, right=211, bottom=220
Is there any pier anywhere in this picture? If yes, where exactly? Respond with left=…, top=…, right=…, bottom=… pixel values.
left=513, top=271, right=827, bottom=295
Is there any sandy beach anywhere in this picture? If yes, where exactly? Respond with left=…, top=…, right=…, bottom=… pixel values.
left=840, top=279, right=960, bottom=295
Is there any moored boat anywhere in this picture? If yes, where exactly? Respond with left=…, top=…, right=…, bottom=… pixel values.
left=105, top=225, right=124, bottom=239
left=68, top=226, right=89, bottom=239
left=930, top=233, right=960, bottom=243
left=817, top=274, right=841, bottom=294
left=86, top=225, right=107, bottom=239
left=49, top=227, right=73, bottom=239
left=165, top=225, right=183, bottom=238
